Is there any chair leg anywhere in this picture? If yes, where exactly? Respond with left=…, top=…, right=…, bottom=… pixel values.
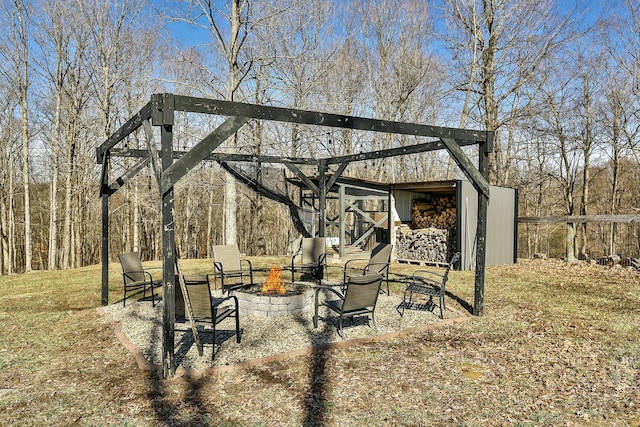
left=212, top=325, right=217, bottom=360
left=313, top=288, right=321, bottom=328
left=233, top=297, right=241, bottom=343
left=151, top=283, right=155, bottom=307
left=399, top=291, right=407, bottom=317
left=235, top=313, right=241, bottom=343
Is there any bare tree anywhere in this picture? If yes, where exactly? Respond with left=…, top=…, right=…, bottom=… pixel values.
left=441, top=0, right=583, bottom=186
left=32, top=0, right=77, bottom=270
left=172, top=0, right=253, bottom=246
left=531, top=56, right=583, bottom=261
left=573, top=45, right=606, bottom=258
left=354, top=0, right=443, bottom=182
left=0, top=92, right=17, bottom=274
left=0, top=0, right=33, bottom=272
left=169, top=0, right=299, bottom=246
left=600, top=66, right=640, bottom=255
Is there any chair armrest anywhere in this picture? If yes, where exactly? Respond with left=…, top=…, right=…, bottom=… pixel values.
left=240, top=259, right=252, bottom=271
left=144, top=270, right=161, bottom=286
left=213, top=261, right=224, bottom=274
left=363, top=261, right=389, bottom=274
left=411, top=270, right=445, bottom=285
left=213, top=294, right=238, bottom=310
left=123, top=270, right=150, bottom=282
left=317, top=253, right=327, bottom=266
left=343, top=258, right=367, bottom=282
left=313, top=284, right=345, bottom=301
left=343, top=258, right=368, bottom=270
left=290, top=244, right=303, bottom=262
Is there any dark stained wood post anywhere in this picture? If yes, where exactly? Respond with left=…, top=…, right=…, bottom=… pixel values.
left=100, top=152, right=110, bottom=306
left=318, top=159, right=328, bottom=237
left=101, top=194, right=109, bottom=306
left=338, top=184, right=346, bottom=257
left=154, top=94, right=177, bottom=378
left=473, top=133, right=493, bottom=316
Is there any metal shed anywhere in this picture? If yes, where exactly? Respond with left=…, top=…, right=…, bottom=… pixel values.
left=391, top=180, right=518, bottom=270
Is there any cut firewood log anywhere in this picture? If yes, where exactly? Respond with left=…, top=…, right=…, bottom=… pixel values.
left=395, top=227, right=454, bottom=263
left=411, top=196, right=456, bottom=230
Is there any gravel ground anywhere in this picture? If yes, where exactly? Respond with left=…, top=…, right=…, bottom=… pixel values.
left=101, top=286, right=456, bottom=372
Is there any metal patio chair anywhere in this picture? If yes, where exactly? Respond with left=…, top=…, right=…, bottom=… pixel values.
left=313, top=272, right=383, bottom=339
left=399, top=252, right=461, bottom=319
left=212, top=244, right=253, bottom=293
left=291, top=237, right=327, bottom=285
left=118, top=252, right=160, bottom=307
left=343, top=242, right=393, bottom=295
left=175, top=260, right=241, bottom=360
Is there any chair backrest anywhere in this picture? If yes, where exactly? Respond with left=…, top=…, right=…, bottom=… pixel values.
left=442, top=252, right=461, bottom=285
left=118, top=252, right=145, bottom=283
left=300, top=237, right=326, bottom=265
left=342, top=273, right=383, bottom=312
left=290, top=236, right=303, bottom=256
left=212, top=244, right=242, bottom=272
left=177, top=276, right=213, bottom=324
left=369, top=243, right=393, bottom=273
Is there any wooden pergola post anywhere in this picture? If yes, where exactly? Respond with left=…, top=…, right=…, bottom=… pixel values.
left=473, top=136, right=492, bottom=316
left=154, top=94, right=177, bottom=377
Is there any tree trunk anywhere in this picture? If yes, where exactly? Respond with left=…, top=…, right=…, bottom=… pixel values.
left=566, top=222, right=576, bottom=261
left=48, top=81, right=62, bottom=271
left=222, top=0, right=243, bottom=246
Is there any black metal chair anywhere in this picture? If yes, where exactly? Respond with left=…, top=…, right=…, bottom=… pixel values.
left=313, top=272, right=383, bottom=339
left=212, top=244, right=253, bottom=293
left=118, top=252, right=159, bottom=307
left=399, top=252, right=460, bottom=319
left=343, top=242, right=393, bottom=295
left=291, top=237, right=327, bottom=285
left=175, top=264, right=240, bottom=360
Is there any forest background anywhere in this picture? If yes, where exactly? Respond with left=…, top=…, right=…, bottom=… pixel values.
left=1, top=0, right=640, bottom=275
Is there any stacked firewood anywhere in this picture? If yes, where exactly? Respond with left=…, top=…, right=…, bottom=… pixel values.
left=393, top=195, right=458, bottom=263
left=395, top=225, right=453, bottom=263
left=411, top=196, right=456, bottom=230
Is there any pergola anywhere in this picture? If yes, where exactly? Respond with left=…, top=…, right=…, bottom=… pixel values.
left=97, top=93, right=493, bottom=377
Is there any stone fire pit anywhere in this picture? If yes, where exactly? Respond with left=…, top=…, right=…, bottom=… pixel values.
left=229, top=282, right=315, bottom=317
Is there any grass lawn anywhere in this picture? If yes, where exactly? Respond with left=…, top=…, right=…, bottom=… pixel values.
left=0, top=257, right=639, bottom=426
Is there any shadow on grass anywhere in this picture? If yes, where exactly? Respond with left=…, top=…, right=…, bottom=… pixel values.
left=145, top=370, right=227, bottom=426
left=141, top=303, right=235, bottom=426
left=445, top=290, right=474, bottom=315
left=295, top=295, right=334, bottom=427
left=298, top=282, right=381, bottom=426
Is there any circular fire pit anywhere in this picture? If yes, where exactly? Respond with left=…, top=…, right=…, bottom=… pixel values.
left=230, top=283, right=315, bottom=318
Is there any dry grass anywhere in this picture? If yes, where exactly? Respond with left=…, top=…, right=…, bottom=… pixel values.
left=1, top=257, right=639, bottom=426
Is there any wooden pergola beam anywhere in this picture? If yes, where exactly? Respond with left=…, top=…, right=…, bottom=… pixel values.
left=519, top=214, right=640, bottom=224
left=173, top=94, right=489, bottom=143
left=160, top=116, right=250, bottom=194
